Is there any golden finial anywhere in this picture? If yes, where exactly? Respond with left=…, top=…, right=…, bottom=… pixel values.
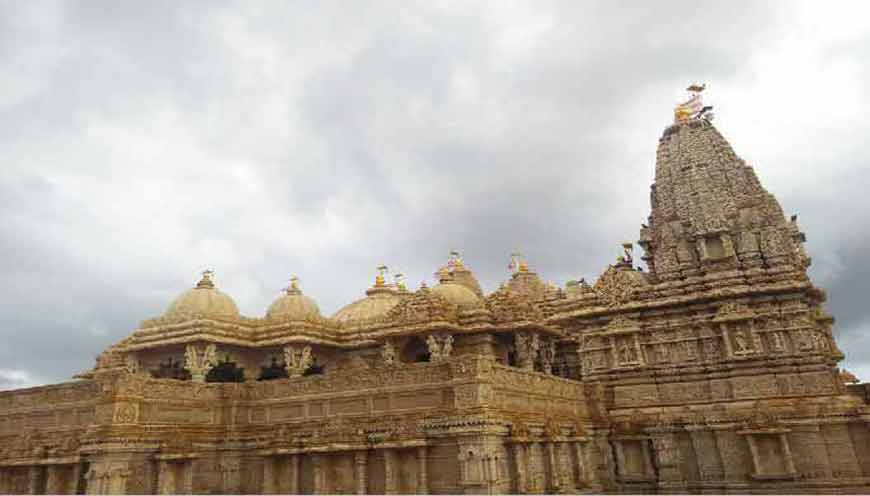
left=375, top=265, right=388, bottom=287
left=394, top=273, right=407, bottom=291
left=448, top=250, right=464, bottom=269
left=435, top=265, right=451, bottom=283
left=509, top=252, right=528, bottom=273
left=674, top=83, right=713, bottom=123
left=285, top=276, right=300, bottom=294
left=196, top=269, right=215, bottom=289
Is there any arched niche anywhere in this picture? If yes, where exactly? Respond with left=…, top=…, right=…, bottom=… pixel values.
left=205, top=354, right=245, bottom=383
left=400, top=336, right=430, bottom=363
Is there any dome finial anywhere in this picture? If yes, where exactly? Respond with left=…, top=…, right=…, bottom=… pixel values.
left=285, top=276, right=301, bottom=295
left=196, top=269, right=215, bottom=289
left=448, top=250, right=464, bottom=269
left=674, top=83, right=714, bottom=123
left=509, top=252, right=528, bottom=274
left=375, top=265, right=389, bottom=287
left=394, top=272, right=407, bottom=291
left=435, top=265, right=452, bottom=283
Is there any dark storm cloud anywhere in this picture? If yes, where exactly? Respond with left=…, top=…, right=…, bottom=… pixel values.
left=1, top=1, right=869, bottom=389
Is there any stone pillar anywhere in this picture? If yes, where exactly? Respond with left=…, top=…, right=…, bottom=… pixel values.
left=714, top=429, right=751, bottom=482
left=779, top=433, right=797, bottom=476
left=28, top=465, right=45, bottom=495
left=85, top=467, right=101, bottom=495
left=823, top=424, right=862, bottom=478
left=573, top=441, right=590, bottom=489
left=289, top=454, right=300, bottom=495
left=745, top=436, right=761, bottom=477
left=355, top=451, right=368, bottom=495
left=0, top=468, right=11, bottom=495
left=262, top=457, right=276, bottom=494
left=640, top=440, right=655, bottom=479
left=107, top=466, right=130, bottom=495
left=512, top=444, right=528, bottom=493
left=45, top=465, right=67, bottom=494
left=515, top=332, right=539, bottom=370
left=181, top=461, right=193, bottom=495
left=417, top=446, right=429, bottom=494
left=789, top=424, right=832, bottom=479
left=311, top=454, right=325, bottom=494
left=546, top=442, right=561, bottom=493
left=383, top=449, right=398, bottom=495
left=612, top=442, right=627, bottom=481
left=689, top=428, right=723, bottom=482
left=220, top=459, right=241, bottom=494
left=651, top=431, right=685, bottom=491
left=582, top=429, right=616, bottom=492
left=157, top=461, right=174, bottom=495
left=71, top=463, right=84, bottom=495
left=529, top=442, right=545, bottom=493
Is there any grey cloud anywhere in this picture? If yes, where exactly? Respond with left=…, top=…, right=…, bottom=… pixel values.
left=1, top=1, right=869, bottom=389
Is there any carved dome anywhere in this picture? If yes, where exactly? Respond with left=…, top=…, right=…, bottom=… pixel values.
left=428, top=254, right=485, bottom=310
left=164, top=271, right=240, bottom=320
left=266, top=279, right=321, bottom=321
left=593, top=263, right=651, bottom=306
left=430, top=282, right=482, bottom=309
left=332, top=274, right=402, bottom=325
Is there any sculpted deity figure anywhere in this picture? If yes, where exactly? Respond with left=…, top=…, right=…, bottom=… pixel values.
left=734, top=330, right=749, bottom=352
left=540, top=338, right=556, bottom=374
left=619, top=340, right=635, bottom=363
left=515, top=332, right=540, bottom=370
left=812, top=332, right=829, bottom=351
left=381, top=340, right=397, bottom=367
left=284, top=345, right=314, bottom=377
left=427, top=335, right=442, bottom=362
left=771, top=331, right=786, bottom=352
left=124, top=354, right=139, bottom=375
left=442, top=334, right=454, bottom=357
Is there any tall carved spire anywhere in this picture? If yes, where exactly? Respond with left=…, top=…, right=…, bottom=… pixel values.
left=638, top=119, right=810, bottom=281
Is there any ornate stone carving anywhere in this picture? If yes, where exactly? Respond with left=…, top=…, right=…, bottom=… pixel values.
left=539, top=338, right=556, bottom=374
left=124, top=354, right=140, bottom=375
left=593, top=265, right=643, bottom=306
left=515, top=332, right=540, bottom=370
left=283, top=345, right=314, bottom=377
left=184, top=343, right=217, bottom=382
left=423, top=334, right=454, bottom=363
left=0, top=95, right=865, bottom=496
left=380, top=339, right=397, bottom=367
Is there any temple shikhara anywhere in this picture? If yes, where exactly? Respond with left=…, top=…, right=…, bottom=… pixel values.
left=3, top=88, right=870, bottom=494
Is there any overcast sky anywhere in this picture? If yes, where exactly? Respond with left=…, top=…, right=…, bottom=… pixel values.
left=1, top=1, right=869, bottom=390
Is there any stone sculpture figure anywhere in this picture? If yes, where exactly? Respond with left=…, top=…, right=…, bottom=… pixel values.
left=382, top=340, right=397, bottom=366
left=734, top=330, right=749, bottom=352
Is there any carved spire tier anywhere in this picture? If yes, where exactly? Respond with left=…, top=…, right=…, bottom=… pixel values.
left=639, top=119, right=810, bottom=281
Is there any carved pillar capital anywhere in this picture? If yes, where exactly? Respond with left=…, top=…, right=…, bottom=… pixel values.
left=283, top=345, right=313, bottom=377
left=185, top=344, right=217, bottom=383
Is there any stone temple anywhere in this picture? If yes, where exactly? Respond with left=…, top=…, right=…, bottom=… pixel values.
left=2, top=96, right=870, bottom=495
